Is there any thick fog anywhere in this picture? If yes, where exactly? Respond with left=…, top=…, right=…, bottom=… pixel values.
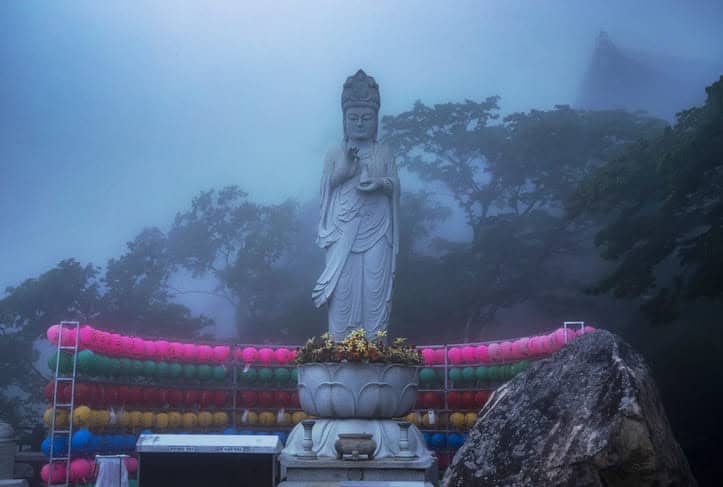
left=2, top=0, right=723, bottom=294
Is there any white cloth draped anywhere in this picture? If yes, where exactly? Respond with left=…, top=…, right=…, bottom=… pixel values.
left=313, top=142, right=399, bottom=341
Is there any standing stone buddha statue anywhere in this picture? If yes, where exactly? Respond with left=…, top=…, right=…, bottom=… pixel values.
left=312, top=70, right=400, bottom=341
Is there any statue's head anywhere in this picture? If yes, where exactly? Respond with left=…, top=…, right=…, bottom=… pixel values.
left=341, top=69, right=380, bottom=142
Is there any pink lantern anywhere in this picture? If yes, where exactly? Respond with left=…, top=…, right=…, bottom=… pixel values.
left=487, top=343, right=501, bottom=362
left=274, top=348, right=290, bottom=364
left=476, top=344, right=489, bottom=363
left=582, top=325, right=597, bottom=334
left=78, top=325, right=94, bottom=349
left=241, top=347, right=258, bottom=363
left=212, top=345, right=230, bottom=363
left=421, top=348, right=435, bottom=365
left=542, top=334, right=557, bottom=354
left=69, top=458, right=92, bottom=482
left=46, top=324, right=61, bottom=345
left=258, top=348, right=274, bottom=365
left=108, top=333, right=123, bottom=356
left=447, top=347, right=463, bottom=364
left=155, top=340, right=170, bottom=360
left=512, top=337, right=530, bottom=359
left=131, top=337, right=145, bottom=358
left=462, top=346, right=477, bottom=363
left=41, top=463, right=67, bottom=484
left=289, top=349, right=298, bottom=362
left=181, top=343, right=198, bottom=363
left=99, top=331, right=113, bottom=352
left=121, top=336, right=134, bottom=356
left=167, top=342, right=183, bottom=361
left=197, top=344, right=213, bottom=362
left=552, top=328, right=575, bottom=346
left=499, top=341, right=513, bottom=361
left=527, top=336, right=542, bottom=356
left=433, top=349, right=445, bottom=364
left=124, top=457, right=138, bottom=475
left=233, top=347, right=244, bottom=361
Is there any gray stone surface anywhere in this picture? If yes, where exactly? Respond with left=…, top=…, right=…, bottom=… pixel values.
left=313, top=69, right=400, bottom=341
left=443, top=330, right=697, bottom=487
left=298, top=363, right=418, bottom=419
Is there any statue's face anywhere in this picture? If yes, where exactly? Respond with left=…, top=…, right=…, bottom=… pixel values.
left=344, top=106, right=377, bottom=141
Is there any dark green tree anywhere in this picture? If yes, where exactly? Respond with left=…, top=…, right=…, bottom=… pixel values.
left=569, top=76, right=723, bottom=322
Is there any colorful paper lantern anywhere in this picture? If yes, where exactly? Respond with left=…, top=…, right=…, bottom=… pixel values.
left=464, top=412, right=478, bottom=429
left=182, top=412, right=198, bottom=429
left=124, top=457, right=138, bottom=475
left=258, top=367, right=273, bottom=383
left=156, top=361, right=170, bottom=378
left=462, top=367, right=475, bottom=384
left=274, top=391, right=291, bottom=408
left=198, top=411, right=213, bottom=428
left=448, top=368, right=463, bottom=384
left=499, top=341, right=513, bottom=361
left=447, top=347, right=463, bottom=364
left=73, top=406, right=92, bottom=427
left=488, top=342, right=501, bottom=361
left=182, top=364, right=197, bottom=380
left=274, top=348, right=290, bottom=364
left=421, top=348, right=435, bottom=365
left=143, top=340, right=157, bottom=359
left=197, top=364, right=212, bottom=381
left=449, top=412, right=465, bottom=430
left=69, top=458, right=92, bottom=482
left=213, top=412, right=229, bottom=428
left=433, top=349, right=445, bottom=364
left=461, top=391, right=475, bottom=409
left=258, top=348, right=274, bottom=365
left=212, top=365, right=227, bottom=382
left=476, top=344, right=489, bottom=363
left=258, top=391, right=274, bottom=407
left=419, top=368, right=436, bottom=384
left=462, top=346, right=477, bottom=363
left=168, top=362, right=182, bottom=378
left=41, top=463, right=67, bottom=484
left=212, top=346, right=230, bottom=363
left=184, top=390, right=200, bottom=407
left=181, top=343, right=198, bottom=363
left=155, top=340, right=169, bottom=360
left=238, top=367, right=257, bottom=384
left=212, top=390, right=229, bottom=408
left=142, top=360, right=157, bottom=377
left=43, top=408, right=68, bottom=428
left=197, top=345, right=213, bottom=362
left=446, top=391, right=461, bottom=409
left=238, top=390, right=258, bottom=408
left=423, top=392, right=442, bottom=409
left=273, top=367, right=290, bottom=384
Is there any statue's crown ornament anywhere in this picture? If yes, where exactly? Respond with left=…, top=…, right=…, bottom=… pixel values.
left=341, top=69, right=380, bottom=113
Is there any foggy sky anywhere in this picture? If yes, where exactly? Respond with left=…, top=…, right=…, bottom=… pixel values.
left=2, top=0, right=723, bottom=295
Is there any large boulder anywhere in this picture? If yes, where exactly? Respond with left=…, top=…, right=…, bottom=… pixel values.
left=443, top=330, right=697, bottom=487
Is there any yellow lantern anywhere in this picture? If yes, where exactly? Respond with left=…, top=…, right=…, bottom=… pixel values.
left=449, top=412, right=465, bottom=430
left=93, top=410, right=110, bottom=429
left=182, top=412, right=198, bottom=429
left=44, top=408, right=69, bottom=428
left=198, top=411, right=213, bottom=428
left=73, top=406, right=92, bottom=427
left=140, top=412, right=155, bottom=429
left=259, top=411, right=275, bottom=426
left=212, top=412, right=229, bottom=428
left=464, top=412, right=478, bottom=429
left=277, top=412, right=291, bottom=426
left=168, top=411, right=182, bottom=429
left=155, top=413, right=169, bottom=430
left=244, top=411, right=259, bottom=426
left=129, top=411, right=143, bottom=429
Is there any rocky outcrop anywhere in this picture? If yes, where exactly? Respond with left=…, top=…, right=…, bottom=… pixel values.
left=443, top=330, right=697, bottom=487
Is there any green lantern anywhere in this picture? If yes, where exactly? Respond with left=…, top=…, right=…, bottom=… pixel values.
left=213, top=365, right=227, bottom=382
left=130, top=360, right=144, bottom=377
left=108, top=358, right=121, bottom=377
left=182, top=364, right=197, bottom=380
left=143, top=360, right=157, bottom=377
left=156, top=361, right=170, bottom=378
left=197, top=364, right=212, bottom=381
left=488, top=365, right=500, bottom=381
left=290, top=367, right=298, bottom=383
left=462, top=367, right=475, bottom=384
left=118, top=358, right=132, bottom=376
left=258, top=367, right=273, bottom=384
left=95, top=355, right=111, bottom=376
left=76, top=350, right=94, bottom=374
left=168, top=362, right=182, bottom=379
left=419, top=368, right=436, bottom=384
left=475, top=366, right=488, bottom=382
left=238, top=367, right=257, bottom=384
left=448, top=368, right=463, bottom=384
left=274, top=367, right=290, bottom=385
left=48, top=351, right=73, bottom=374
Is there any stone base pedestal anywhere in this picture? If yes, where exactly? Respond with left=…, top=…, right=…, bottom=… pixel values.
left=279, top=419, right=437, bottom=487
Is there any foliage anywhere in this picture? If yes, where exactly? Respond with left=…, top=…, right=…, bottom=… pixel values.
left=382, top=99, right=666, bottom=337
left=295, top=329, right=422, bottom=365
left=568, top=76, right=723, bottom=322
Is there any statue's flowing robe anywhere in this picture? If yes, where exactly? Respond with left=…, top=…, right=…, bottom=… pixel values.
left=312, top=143, right=399, bottom=341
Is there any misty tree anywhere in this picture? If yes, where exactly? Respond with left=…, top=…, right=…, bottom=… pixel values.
left=102, top=227, right=210, bottom=338
left=569, top=76, right=723, bottom=323
left=0, top=260, right=100, bottom=428
left=167, top=186, right=298, bottom=335
left=382, top=98, right=666, bottom=339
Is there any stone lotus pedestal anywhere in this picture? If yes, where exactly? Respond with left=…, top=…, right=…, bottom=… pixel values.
left=279, top=363, right=437, bottom=487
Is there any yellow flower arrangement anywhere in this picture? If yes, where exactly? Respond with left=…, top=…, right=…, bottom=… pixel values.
left=295, top=328, right=422, bottom=365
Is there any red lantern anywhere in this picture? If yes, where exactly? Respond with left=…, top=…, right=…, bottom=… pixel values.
left=237, top=390, right=257, bottom=408
left=474, top=390, right=490, bottom=407
left=167, top=389, right=184, bottom=407
left=199, top=390, right=214, bottom=409
left=274, top=391, right=290, bottom=408
left=258, top=391, right=274, bottom=408
left=103, top=385, right=119, bottom=406
left=43, top=382, right=54, bottom=402
left=90, top=384, right=106, bottom=408
left=446, top=391, right=461, bottom=409
left=289, top=392, right=300, bottom=409
left=57, top=383, right=72, bottom=403
left=128, top=386, right=143, bottom=406
left=461, top=392, right=475, bottom=410
left=143, top=388, right=160, bottom=407
left=117, top=386, right=130, bottom=405
left=184, top=389, right=200, bottom=407
left=212, top=390, right=228, bottom=408
left=73, top=383, right=91, bottom=405
left=424, top=392, right=442, bottom=409
left=157, top=388, right=169, bottom=407
left=414, top=395, right=425, bottom=409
